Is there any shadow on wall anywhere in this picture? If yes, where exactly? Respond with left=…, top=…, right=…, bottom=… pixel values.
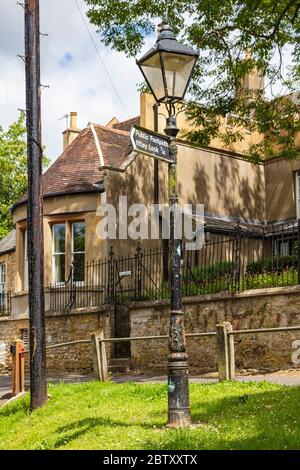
left=107, top=153, right=167, bottom=255
left=184, top=156, right=265, bottom=220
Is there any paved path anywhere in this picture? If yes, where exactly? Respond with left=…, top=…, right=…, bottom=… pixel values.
left=113, top=373, right=300, bottom=386
left=1, top=371, right=300, bottom=406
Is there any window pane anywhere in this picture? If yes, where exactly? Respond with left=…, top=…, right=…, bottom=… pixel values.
left=0, top=263, right=5, bottom=307
left=0, top=263, right=5, bottom=290
left=53, top=254, right=65, bottom=283
left=53, top=224, right=66, bottom=253
left=73, top=223, right=85, bottom=253
left=73, top=222, right=85, bottom=253
left=73, top=253, right=85, bottom=282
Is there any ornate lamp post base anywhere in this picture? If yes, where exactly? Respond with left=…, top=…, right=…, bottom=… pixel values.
left=168, top=358, right=191, bottom=427
left=167, top=308, right=191, bottom=427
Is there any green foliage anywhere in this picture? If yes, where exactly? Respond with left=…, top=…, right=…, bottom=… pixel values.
left=183, top=261, right=234, bottom=281
left=0, top=113, right=49, bottom=240
left=244, top=269, right=297, bottom=289
left=141, top=257, right=298, bottom=301
left=247, top=255, right=298, bottom=274
left=85, top=0, right=300, bottom=161
left=1, top=381, right=300, bottom=449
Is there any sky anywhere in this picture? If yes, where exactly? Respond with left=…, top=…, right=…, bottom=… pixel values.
left=0, top=1, right=295, bottom=164
left=0, top=0, right=151, bottom=162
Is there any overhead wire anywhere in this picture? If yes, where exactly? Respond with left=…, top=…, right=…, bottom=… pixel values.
left=74, top=0, right=130, bottom=117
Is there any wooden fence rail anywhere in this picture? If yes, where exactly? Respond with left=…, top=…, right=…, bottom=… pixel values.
left=10, top=323, right=300, bottom=396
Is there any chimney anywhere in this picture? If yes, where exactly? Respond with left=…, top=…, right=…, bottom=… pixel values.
left=239, top=50, right=264, bottom=102
left=63, top=112, right=81, bottom=150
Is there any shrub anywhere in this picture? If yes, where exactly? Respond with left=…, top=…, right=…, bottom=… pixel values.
left=244, top=269, right=298, bottom=289
left=182, top=261, right=235, bottom=282
left=246, top=256, right=298, bottom=274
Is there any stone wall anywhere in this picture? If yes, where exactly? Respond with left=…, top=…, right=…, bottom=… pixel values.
left=130, top=286, right=300, bottom=373
left=0, top=307, right=113, bottom=374
left=2, top=286, right=300, bottom=375
left=0, top=318, right=28, bottom=373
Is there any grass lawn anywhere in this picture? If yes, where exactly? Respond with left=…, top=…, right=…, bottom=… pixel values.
left=0, top=380, right=300, bottom=450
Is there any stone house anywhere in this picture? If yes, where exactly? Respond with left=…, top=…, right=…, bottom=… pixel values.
left=1, top=89, right=300, bottom=374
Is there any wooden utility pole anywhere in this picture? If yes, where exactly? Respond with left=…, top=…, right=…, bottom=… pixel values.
left=24, top=0, right=47, bottom=409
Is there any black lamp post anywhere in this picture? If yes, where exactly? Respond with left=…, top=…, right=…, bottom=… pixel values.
left=137, top=17, right=199, bottom=427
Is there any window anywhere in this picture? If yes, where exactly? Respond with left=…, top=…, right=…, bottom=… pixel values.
left=274, top=239, right=292, bottom=257
left=52, top=224, right=66, bottom=284
left=0, top=263, right=5, bottom=292
left=280, top=241, right=289, bottom=256
left=24, top=230, right=28, bottom=290
left=72, top=222, right=85, bottom=283
left=296, top=171, right=300, bottom=219
left=0, top=263, right=6, bottom=306
left=20, top=329, right=29, bottom=349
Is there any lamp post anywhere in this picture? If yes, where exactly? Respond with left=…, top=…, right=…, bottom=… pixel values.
left=137, top=17, right=199, bottom=427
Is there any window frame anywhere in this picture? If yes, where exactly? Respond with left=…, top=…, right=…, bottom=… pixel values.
left=71, top=221, right=85, bottom=286
left=0, top=262, right=6, bottom=292
left=0, top=262, right=6, bottom=307
left=24, top=230, right=28, bottom=291
left=52, top=223, right=66, bottom=285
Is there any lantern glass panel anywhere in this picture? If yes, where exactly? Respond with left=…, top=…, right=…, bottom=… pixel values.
left=140, top=52, right=165, bottom=101
left=161, top=52, right=196, bottom=99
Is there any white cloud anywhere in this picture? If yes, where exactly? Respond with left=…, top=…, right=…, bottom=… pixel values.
left=0, top=0, right=151, bottom=161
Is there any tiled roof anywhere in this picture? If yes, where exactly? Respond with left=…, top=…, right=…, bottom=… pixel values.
left=13, top=121, right=136, bottom=209
left=0, top=229, right=16, bottom=254
left=113, top=116, right=140, bottom=132
left=92, top=124, right=133, bottom=170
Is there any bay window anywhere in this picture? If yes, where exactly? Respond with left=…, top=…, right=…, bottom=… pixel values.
left=51, top=221, right=85, bottom=284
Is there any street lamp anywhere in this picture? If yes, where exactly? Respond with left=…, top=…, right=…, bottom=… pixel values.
left=137, top=17, right=199, bottom=427
left=137, top=17, right=198, bottom=138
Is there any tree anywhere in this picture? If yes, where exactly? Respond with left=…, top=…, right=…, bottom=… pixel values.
left=85, top=0, right=300, bottom=162
left=0, top=113, right=49, bottom=240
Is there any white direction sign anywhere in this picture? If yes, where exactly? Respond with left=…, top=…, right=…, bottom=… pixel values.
left=130, top=125, right=173, bottom=163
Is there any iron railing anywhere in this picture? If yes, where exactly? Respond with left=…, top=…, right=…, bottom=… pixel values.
left=49, top=219, right=300, bottom=311
left=0, top=291, right=11, bottom=317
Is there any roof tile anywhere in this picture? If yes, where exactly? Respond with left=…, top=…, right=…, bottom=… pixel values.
left=13, top=119, right=136, bottom=209
left=0, top=229, right=16, bottom=254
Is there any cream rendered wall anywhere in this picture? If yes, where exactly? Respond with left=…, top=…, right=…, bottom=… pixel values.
left=104, top=152, right=169, bottom=257
left=265, top=158, right=300, bottom=222
left=177, top=144, right=266, bottom=221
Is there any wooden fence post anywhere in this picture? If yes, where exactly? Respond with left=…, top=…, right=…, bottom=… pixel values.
left=11, top=339, right=25, bottom=396
left=91, top=331, right=108, bottom=382
left=216, top=322, right=235, bottom=381
left=99, top=330, right=109, bottom=382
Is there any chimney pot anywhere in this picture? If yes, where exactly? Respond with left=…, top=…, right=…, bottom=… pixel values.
left=63, top=111, right=80, bottom=150
left=70, top=111, right=77, bottom=129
